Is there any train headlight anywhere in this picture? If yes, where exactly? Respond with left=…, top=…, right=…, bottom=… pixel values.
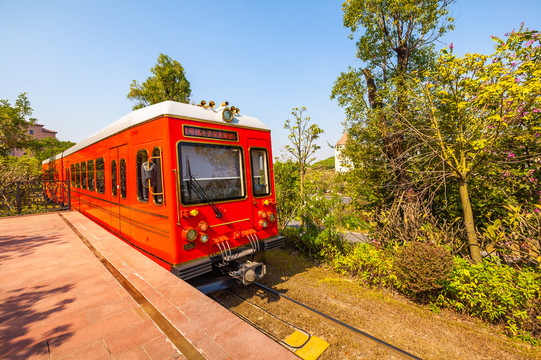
left=258, top=210, right=268, bottom=219
left=200, top=233, right=209, bottom=243
left=183, top=227, right=198, bottom=241
left=198, top=221, right=209, bottom=232
left=222, top=107, right=234, bottom=122
left=259, top=219, right=268, bottom=228
left=268, top=213, right=276, bottom=222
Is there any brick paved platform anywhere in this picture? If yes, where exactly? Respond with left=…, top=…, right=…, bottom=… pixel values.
left=0, top=211, right=296, bottom=360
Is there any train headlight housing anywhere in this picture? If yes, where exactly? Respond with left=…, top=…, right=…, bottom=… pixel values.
left=268, top=213, right=276, bottom=222
left=183, top=227, right=198, bottom=241
left=259, top=219, right=268, bottom=228
left=200, top=233, right=209, bottom=243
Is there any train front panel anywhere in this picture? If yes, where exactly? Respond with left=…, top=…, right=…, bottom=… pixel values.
left=168, top=116, right=283, bottom=285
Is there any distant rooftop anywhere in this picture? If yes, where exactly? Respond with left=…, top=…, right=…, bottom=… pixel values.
left=336, top=133, right=348, bottom=146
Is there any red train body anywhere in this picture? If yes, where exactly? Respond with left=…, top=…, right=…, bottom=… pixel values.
left=43, top=101, right=283, bottom=290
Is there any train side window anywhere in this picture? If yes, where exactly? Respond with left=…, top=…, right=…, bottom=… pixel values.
left=87, top=160, right=95, bottom=191
left=70, top=164, right=75, bottom=186
left=120, top=159, right=127, bottom=199
left=81, top=162, right=87, bottom=190
left=111, top=160, right=117, bottom=197
left=75, top=163, right=80, bottom=188
left=136, top=149, right=149, bottom=203
left=250, top=148, right=270, bottom=196
left=96, top=157, right=105, bottom=194
left=152, top=147, right=164, bottom=205
left=44, top=166, right=53, bottom=182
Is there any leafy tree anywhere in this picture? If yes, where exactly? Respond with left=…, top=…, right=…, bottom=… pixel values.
left=283, top=107, right=323, bottom=222
left=0, top=93, right=36, bottom=156
left=127, top=54, right=191, bottom=110
left=404, top=26, right=541, bottom=263
left=274, top=159, right=300, bottom=229
left=332, top=0, right=455, bottom=204
left=311, top=156, right=335, bottom=171
left=31, top=137, right=75, bottom=163
left=0, top=156, right=41, bottom=182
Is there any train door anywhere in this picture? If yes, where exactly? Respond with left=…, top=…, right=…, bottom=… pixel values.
left=64, top=167, right=69, bottom=206
left=71, top=161, right=80, bottom=211
left=109, top=147, right=120, bottom=232
left=109, top=145, right=130, bottom=239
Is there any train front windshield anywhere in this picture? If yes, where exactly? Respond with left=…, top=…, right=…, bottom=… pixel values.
left=178, top=143, right=245, bottom=205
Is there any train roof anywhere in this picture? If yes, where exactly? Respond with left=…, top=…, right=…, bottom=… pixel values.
left=43, top=101, right=269, bottom=164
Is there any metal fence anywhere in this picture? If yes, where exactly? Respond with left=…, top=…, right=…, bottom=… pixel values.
left=0, top=178, right=70, bottom=217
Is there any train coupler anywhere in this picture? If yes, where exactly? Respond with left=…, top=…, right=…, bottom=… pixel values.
left=229, top=261, right=266, bottom=285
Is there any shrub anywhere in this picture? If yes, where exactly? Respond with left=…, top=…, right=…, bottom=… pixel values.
left=342, top=214, right=370, bottom=231
left=0, top=156, right=41, bottom=182
left=284, top=218, right=541, bottom=344
left=283, top=220, right=350, bottom=261
left=436, top=257, right=541, bottom=344
left=394, top=242, right=454, bottom=300
left=480, top=205, right=541, bottom=266
left=317, top=227, right=351, bottom=260
left=331, top=243, right=400, bottom=288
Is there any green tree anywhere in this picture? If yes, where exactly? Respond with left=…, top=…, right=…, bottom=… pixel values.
left=0, top=156, right=41, bottom=183
left=405, top=26, right=541, bottom=263
left=127, top=54, right=191, bottom=110
left=332, top=0, right=454, bottom=203
left=284, top=107, right=323, bottom=223
left=31, top=137, right=75, bottom=163
left=274, top=159, right=300, bottom=229
left=0, top=93, right=36, bottom=156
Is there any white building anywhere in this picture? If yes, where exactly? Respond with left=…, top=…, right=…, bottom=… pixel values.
left=335, top=133, right=352, bottom=173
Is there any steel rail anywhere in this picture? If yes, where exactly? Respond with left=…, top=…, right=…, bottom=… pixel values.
left=253, top=282, right=423, bottom=360
left=211, top=290, right=311, bottom=350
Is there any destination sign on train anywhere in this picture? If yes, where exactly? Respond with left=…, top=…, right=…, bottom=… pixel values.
left=183, top=125, right=238, bottom=141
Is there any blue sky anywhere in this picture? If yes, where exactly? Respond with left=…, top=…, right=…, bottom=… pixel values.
left=1, top=0, right=540, bottom=160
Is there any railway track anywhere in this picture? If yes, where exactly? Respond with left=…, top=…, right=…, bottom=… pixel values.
left=210, top=282, right=422, bottom=360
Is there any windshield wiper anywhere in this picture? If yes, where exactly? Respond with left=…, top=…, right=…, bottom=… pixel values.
left=185, top=155, right=223, bottom=218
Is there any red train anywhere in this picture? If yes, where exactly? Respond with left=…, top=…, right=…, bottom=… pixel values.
left=43, top=100, right=283, bottom=292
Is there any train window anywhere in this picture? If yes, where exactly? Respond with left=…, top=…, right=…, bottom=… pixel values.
left=120, top=159, right=127, bottom=199
left=87, top=160, right=95, bottom=191
left=70, top=164, right=75, bottom=186
left=136, top=149, right=149, bottom=203
left=44, top=166, right=53, bottom=182
left=81, top=162, right=87, bottom=190
left=178, top=143, right=245, bottom=205
left=152, top=147, right=163, bottom=205
left=111, top=160, right=117, bottom=197
left=250, top=148, right=270, bottom=196
left=75, top=163, right=80, bottom=188
left=96, top=157, right=105, bottom=194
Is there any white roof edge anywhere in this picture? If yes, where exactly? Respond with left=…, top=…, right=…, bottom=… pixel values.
left=42, top=101, right=269, bottom=165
